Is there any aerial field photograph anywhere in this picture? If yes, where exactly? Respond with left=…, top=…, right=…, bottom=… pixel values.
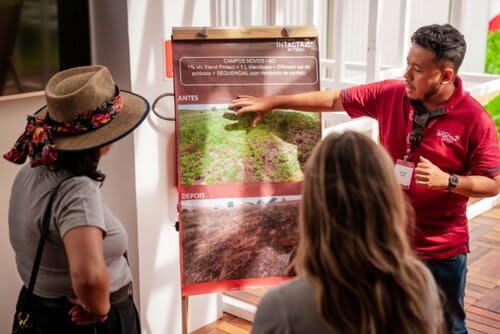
left=178, top=104, right=321, bottom=186
left=181, top=196, right=300, bottom=284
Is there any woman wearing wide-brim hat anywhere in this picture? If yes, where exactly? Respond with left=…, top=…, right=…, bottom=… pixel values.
left=5, top=65, right=148, bottom=333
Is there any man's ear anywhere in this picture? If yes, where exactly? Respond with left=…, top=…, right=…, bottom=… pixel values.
left=441, top=67, right=455, bottom=85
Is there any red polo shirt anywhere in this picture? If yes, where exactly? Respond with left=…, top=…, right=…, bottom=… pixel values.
left=340, top=77, right=500, bottom=260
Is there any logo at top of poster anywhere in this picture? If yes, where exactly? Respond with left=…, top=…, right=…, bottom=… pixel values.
left=275, top=38, right=318, bottom=52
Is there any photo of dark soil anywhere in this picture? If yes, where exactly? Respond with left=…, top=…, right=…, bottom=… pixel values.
left=181, top=198, right=299, bottom=284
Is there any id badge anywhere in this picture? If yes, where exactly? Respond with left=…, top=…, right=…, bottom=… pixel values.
left=395, top=159, right=414, bottom=190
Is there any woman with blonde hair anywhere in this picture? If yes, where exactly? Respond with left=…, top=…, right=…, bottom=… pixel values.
left=252, top=131, right=445, bottom=334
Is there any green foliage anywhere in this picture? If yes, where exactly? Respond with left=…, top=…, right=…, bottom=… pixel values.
left=485, top=31, right=500, bottom=74
left=484, top=94, right=500, bottom=138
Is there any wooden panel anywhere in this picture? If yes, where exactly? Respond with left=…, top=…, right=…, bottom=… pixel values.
left=224, top=288, right=268, bottom=306
left=467, top=312, right=500, bottom=330
left=467, top=319, right=500, bottom=334
left=191, top=313, right=253, bottom=334
left=172, top=26, right=317, bottom=40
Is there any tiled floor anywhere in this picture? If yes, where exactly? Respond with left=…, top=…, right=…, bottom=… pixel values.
left=464, top=205, right=500, bottom=334
left=192, top=205, right=500, bottom=334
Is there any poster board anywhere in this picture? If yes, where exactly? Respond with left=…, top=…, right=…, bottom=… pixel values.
left=172, top=26, right=321, bottom=296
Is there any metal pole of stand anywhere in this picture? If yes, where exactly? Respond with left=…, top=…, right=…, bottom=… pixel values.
left=182, top=295, right=189, bottom=334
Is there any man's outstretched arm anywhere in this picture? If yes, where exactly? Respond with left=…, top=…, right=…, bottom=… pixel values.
left=229, top=91, right=345, bottom=127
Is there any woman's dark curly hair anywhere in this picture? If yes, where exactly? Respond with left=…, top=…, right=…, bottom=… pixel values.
left=48, top=148, right=106, bottom=185
left=411, top=24, right=467, bottom=71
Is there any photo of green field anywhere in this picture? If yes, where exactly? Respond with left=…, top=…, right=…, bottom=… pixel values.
left=178, top=105, right=321, bottom=186
left=181, top=198, right=299, bottom=284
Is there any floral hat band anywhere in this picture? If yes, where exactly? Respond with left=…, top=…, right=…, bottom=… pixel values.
left=4, top=65, right=150, bottom=167
left=3, top=87, right=123, bottom=167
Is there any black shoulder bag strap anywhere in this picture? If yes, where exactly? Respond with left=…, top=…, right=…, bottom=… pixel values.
left=16, top=176, right=74, bottom=329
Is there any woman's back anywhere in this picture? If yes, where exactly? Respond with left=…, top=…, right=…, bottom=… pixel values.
left=252, top=131, right=445, bottom=334
left=9, top=164, right=132, bottom=298
left=252, top=264, right=442, bottom=334
left=252, top=278, right=336, bottom=334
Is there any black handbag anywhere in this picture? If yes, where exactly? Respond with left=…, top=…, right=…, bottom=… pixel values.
left=12, top=177, right=73, bottom=334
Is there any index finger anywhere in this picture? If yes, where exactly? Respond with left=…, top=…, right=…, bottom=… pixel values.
left=235, top=95, right=254, bottom=100
left=252, top=114, right=263, bottom=127
left=230, top=95, right=254, bottom=105
left=235, top=106, right=258, bottom=116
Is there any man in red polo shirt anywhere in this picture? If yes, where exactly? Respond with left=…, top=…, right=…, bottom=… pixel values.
left=230, top=24, right=500, bottom=334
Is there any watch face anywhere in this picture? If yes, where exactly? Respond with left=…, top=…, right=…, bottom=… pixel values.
left=449, top=174, right=459, bottom=189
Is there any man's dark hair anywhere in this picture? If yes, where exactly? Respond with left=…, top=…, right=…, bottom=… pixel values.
left=49, top=148, right=106, bottom=185
left=411, top=24, right=466, bottom=72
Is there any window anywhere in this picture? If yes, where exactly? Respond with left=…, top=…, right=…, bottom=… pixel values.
left=0, top=0, right=90, bottom=97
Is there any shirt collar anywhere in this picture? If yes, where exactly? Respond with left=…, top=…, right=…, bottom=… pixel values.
left=445, top=75, right=469, bottom=112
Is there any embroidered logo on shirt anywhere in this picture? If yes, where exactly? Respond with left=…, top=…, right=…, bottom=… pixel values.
left=436, top=129, right=460, bottom=143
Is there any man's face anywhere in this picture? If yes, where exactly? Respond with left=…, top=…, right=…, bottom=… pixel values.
left=403, top=43, right=444, bottom=103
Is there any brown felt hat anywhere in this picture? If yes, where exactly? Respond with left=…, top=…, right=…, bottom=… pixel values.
left=35, top=65, right=149, bottom=152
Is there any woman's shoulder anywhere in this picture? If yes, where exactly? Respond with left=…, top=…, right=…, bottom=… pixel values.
left=252, top=278, right=312, bottom=334
left=253, top=278, right=337, bottom=334
left=267, top=277, right=311, bottom=293
left=55, top=175, right=102, bottom=211
left=60, top=174, right=98, bottom=191
left=13, top=165, right=90, bottom=196
left=16, top=165, right=97, bottom=189
left=259, top=277, right=315, bottom=310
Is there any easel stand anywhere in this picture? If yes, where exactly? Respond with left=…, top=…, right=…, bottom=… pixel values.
left=182, top=296, right=189, bottom=334
left=172, top=25, right=318, bottom=334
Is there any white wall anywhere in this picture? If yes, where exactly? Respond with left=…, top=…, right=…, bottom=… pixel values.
left=89, top=0, right=221, bottom=333
left=492, top=0, right=500, bottom=17
left=0, top=93, right=45, bottom=334
left=88, top=0, right=141, bottom=308
left=124, top=1, right=220, bottom=333
left=451, top=0, right=490, bottom=73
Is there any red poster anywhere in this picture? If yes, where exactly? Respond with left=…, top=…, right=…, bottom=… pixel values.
left=172, top=29, right=321, bottom=296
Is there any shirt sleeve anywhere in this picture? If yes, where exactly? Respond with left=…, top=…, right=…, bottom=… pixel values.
left=52, top=176, right=107, bottom=238
left=251, top=289, right=291, bottom=334
left=340, top=80, right=402, bottom=120
left=468, top=111, right=500, bottom=177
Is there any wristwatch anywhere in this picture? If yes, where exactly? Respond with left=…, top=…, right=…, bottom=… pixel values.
left=448, top=174, right=459, bottom=190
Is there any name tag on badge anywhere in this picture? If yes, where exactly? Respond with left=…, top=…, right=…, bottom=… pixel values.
left=395, top=159, right=414, bottom=190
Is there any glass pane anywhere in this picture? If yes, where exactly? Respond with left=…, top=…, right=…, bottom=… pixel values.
left=0, top=0, right=90, bottom=97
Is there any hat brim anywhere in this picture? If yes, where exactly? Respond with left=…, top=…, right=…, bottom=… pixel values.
left=35, top=90, right=150, bottom=152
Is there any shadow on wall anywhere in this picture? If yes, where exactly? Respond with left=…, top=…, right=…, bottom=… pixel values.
left=0, top=95, right=46, bottom=334
left=129, top=0, right=219, bottom=332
